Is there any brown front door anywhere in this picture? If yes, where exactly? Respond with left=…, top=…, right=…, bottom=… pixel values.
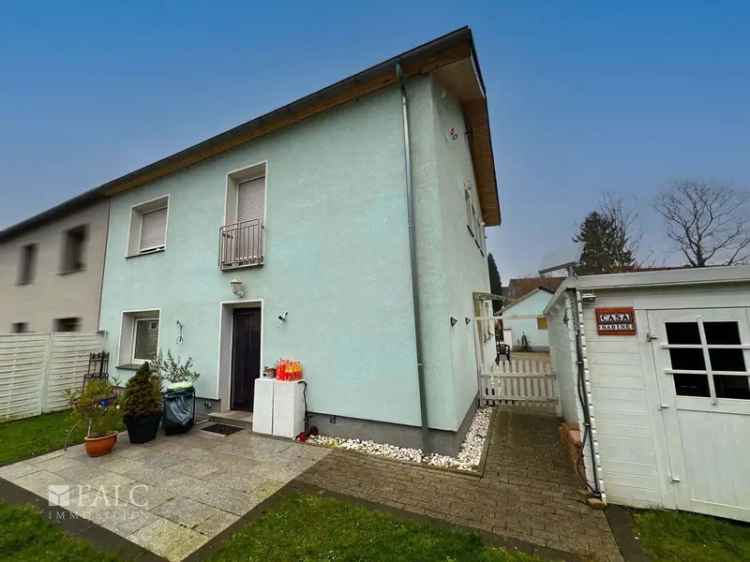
left=231, top=307, right=261, bottom=411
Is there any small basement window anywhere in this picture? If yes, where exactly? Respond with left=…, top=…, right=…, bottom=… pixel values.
left=11, top=322, right=29, bottom=333
left=118, top=311, right=160, bottom=366
left=60, top=225, right=88, bottom=274
left=54, top=317, right=81, bottom=332
left=128, top=197, right=169, bottom=257
left=17, top=243, right=37, bottom=285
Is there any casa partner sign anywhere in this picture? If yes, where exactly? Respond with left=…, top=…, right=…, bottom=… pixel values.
left=595, top=307, right=637, bottom=336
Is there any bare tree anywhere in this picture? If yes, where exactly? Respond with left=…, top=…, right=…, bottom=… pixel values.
left=654, top=180, right=750, bottom=267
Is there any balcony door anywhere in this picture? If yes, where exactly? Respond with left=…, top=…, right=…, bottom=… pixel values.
left=237, top=176, right=265, bottom=224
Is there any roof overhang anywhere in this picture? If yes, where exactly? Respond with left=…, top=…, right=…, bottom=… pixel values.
left=1, top=26, right=500, bottom=241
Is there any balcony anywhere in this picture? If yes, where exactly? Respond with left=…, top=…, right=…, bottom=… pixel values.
left=219, top=218, right=263, bottom=270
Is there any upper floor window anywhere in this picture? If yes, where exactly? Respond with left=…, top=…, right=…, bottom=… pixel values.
left=60, top=225, right=88, bottom=274
left=128, top=196, right=169, bottom=257
left=17, top=243, right=37, bottom=285
left=464, top=184, right=485, bottom=256
left=220, top=163, right=266, bottom=270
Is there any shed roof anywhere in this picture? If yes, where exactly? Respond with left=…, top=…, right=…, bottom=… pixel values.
left=544, top=265, right=750, bottom=314
left=1, top=27, right=500, bottom=242
left=505, top=276, right=565, bottom=300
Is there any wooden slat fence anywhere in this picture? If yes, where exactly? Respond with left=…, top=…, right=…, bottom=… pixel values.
left=0, top=333, right=104, bottom=421
left=479, top=358, right=559, bottom=410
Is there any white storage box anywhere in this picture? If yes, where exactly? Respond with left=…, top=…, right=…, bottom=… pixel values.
left=252, top=378, right=275, bottom=435
left=272, top=379, right=305, bottom=439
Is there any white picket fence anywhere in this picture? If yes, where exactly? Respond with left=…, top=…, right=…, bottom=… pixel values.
left=0, top=333, right=104, bottom=421
left=479, top=358, right=559, bottom=410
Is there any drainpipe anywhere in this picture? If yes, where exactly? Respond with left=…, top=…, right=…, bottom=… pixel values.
left=396, top=62, right=431, bottom=454
left=570, top=288, right=602, bottom=498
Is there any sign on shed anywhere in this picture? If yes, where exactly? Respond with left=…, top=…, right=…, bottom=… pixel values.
left=595, top=307, right=636, bottom=336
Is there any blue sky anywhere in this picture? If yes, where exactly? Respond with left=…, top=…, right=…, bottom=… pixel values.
left=1, top=2, right=748, bottom=279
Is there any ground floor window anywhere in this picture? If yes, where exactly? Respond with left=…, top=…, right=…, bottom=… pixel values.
left=118, top=310, right=160, bottom=366
left=54, top=317, right=81, bottom=332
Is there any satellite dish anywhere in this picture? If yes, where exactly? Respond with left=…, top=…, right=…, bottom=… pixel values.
left=538, top=242, right=582, bottom=276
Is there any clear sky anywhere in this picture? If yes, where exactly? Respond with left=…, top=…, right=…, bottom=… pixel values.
left=1, top=2, right=748, bottom=279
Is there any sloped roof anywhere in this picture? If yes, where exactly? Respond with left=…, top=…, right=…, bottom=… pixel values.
left=1, top=27, right=500, bottom=242
left=505, top=276, right=565, bottom=301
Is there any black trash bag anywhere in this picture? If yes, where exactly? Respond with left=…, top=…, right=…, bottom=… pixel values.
left=163, top=386, right=195, bottom=435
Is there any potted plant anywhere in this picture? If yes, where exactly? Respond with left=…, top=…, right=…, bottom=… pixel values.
left=122, top=362, right=162, bottom=444
left=69, top=379, right=122, bottom=457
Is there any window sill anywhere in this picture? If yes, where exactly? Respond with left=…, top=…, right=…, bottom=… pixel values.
left=126, top=248, right=165, bottom=260
left=220, top=259, right=264, bottom=272
left=116, top=363, right=144, bottom=371
left=59, top=268, right=86, bottom=276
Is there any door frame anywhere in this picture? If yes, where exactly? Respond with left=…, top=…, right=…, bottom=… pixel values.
left=217, top=299, right=263, bottom=411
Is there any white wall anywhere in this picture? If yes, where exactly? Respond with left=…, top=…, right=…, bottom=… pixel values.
left=502, top=290, right=553, bottom=350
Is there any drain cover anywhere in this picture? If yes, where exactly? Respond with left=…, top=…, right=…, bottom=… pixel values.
left=201, top=423, right=244, bottom=436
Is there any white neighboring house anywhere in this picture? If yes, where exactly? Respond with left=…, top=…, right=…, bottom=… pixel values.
left=500, top=287, right=556, bottom=351
left=545, top=265, right=750, bottom=523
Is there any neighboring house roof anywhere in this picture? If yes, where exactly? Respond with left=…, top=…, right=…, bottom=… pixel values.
left=500, top=286, right=555, bottom=314
left=505, top=276, right=565, bottom=301
left=0, top=26, right=500, bottom=242
left=543, top=264, right=750, bottom=315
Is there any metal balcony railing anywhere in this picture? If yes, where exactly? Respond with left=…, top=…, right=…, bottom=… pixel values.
left=219, top=218, right=263, bottom=270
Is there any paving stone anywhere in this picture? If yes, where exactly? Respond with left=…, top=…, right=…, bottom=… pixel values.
left=152, top=496, right=228, bottom=529
left=298, top=409, right=624, bottom=562
left=0, top=461, right=40, bottom=480
left=129, top=517, right=208, bottom=562
left=87, top=501, right=161, bottom=538
left=193, top=509, right=239, bottom=537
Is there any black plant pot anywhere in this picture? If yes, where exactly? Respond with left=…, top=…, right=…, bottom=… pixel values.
left=124, top=414, right=162, bottom=444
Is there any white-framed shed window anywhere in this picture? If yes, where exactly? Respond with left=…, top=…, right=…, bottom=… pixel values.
left=127, top=196, right=169, bottom=257
left=118, top=310, right=160, bottom=366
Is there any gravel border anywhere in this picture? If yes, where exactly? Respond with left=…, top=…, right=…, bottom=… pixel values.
left=307, top=407, right=492, bottom=473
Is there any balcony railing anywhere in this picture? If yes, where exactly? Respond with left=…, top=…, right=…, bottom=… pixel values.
left=219, top=218, right=263, bottom=270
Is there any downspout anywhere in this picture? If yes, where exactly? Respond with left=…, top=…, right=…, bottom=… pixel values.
left=570, top=288, right=603, bottom=498
left=396, top=62, right=431, bottom=453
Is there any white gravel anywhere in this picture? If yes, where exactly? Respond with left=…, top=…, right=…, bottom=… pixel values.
left=307, top=407, right=491, bottom=472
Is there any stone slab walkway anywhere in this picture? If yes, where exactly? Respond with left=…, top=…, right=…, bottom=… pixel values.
left=0, top=426, right=329, bottom=561
left=299, top=409, right=623, bottom=562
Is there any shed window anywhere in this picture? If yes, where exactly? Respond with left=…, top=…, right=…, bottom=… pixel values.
left=537, top=317, right=548, bottom=330
left=664, top=320, right=749, bottom=400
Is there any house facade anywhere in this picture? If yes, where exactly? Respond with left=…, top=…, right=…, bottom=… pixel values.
left=91, top=28, right=500, bottom=454
left=0, top=199, right=109, bottom=334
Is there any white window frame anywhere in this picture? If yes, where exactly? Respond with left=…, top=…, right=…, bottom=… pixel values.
left=118, top=309, right=161, bottom=367
left=126, top=195, right=170, bottom=258
left=132, top=317, right=160, bottom=363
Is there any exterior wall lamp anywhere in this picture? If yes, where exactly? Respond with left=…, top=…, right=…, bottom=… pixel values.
left=230, top=279, right=246, bottom=298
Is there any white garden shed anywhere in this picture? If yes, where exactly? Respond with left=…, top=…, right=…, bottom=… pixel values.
left=545, top=265, right=750, bottom=522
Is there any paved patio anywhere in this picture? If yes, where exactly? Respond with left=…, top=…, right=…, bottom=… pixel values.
left=0, top=426, right=330, bottom=561
left=299, top=409, right=623, bottom=562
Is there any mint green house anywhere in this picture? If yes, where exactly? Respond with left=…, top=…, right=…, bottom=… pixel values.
left=94, top=28, right=500, bottom=453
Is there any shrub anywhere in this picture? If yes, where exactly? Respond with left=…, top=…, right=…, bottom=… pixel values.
left=152, top=350, right=200, bottom=387
left=122, top=362, right=162, bottom=417
left=68, top=379, right=121, bottom=438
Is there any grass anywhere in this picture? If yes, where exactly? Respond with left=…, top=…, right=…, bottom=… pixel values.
left=0, top=501, right=120, bottom=562
left=0, top=411, right=86, bottom=466
left=207, top=491, right=544, bottom=562
left=634, top=509, right=750, bottom=562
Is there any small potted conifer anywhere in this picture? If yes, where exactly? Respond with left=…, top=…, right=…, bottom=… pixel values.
left=69, top=379, right=121, bottom=457
left=122, top=362, right=162, bottom=444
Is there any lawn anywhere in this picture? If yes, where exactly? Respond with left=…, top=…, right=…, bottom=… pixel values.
left=0, top=411, right=86, bottom=466
left=208, top=491, right=543, bottom=562
left=634, top=509, right=750, bottom=562
left=0, top=502, right=120, bottom=562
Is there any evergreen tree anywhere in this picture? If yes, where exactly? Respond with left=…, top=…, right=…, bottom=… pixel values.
left=574, top=207, right=636, bottom=274
left=487, top=253, right=503, bottom=313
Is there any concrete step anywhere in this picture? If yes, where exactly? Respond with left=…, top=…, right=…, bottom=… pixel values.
left=207, top=410, right=253, bottom=430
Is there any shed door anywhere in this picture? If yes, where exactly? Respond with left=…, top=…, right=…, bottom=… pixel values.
left=648, top=307, right=750, bottom=521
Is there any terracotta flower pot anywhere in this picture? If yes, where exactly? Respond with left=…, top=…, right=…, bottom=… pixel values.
left=84, top=432, right=118, bottom=457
